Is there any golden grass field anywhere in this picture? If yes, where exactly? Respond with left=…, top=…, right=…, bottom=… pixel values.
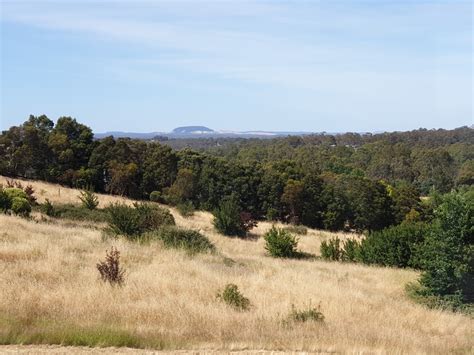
left=0, top=176, right=473, bottom=354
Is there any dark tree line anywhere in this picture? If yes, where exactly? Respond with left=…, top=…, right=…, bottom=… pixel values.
left=1, top=115, right=472, bottom=232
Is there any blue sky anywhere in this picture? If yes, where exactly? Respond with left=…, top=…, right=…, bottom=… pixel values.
left=1, top=0, right=472, bottom=133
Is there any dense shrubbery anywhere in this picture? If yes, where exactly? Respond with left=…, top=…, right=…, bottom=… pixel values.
left=264, top=226, right=298, bottom=258
left=416, top=192, right=473, bottom=305
left=213, top=196, right=256, bottom=237
left=320, top=237, right=359, bottom=262
left=0, top=186, right=32, bottom=216
left=107, top=203, right=175, bottom=238
left=217, top=284, right=251, bottom=311
left=357, top=222, right=427, bottom=268
left=146, top=226, right=214, bottom=254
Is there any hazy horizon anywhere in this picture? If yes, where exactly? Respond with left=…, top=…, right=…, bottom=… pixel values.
left=1, top=1, right=473, bottom=133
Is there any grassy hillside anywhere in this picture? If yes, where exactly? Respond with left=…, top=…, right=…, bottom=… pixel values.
left=0, top=177, right=472, bottom=353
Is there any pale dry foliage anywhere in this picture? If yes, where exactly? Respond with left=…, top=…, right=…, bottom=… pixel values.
left=0, top=177, right=473, bottom=353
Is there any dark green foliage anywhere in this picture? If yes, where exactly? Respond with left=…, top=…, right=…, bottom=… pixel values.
left=320, top=237, right=360, bottom=262
left=320, top=237, right=343, bottom=261
left=341, top=238, right=359, bottom=262
left=216, top=284, right=250, bottom=311
left=149, top=191, right=163, bottom=203
left=213, top=195, right=248, bottom=236
left=96, top=247, right=125, bottom=286
left=52, top=204, right=109, bottom=223
left=417, top=192, right=473, bottom=303
left=287, top=303, right=324, bottom=323
left=106, top=203, right=175, bottom=238
left=147, top=226, right=214, bottom=254
left=41, top=199, right=58, bottom=217
left=357, top=222, right=427, bottom=268
left=78, top=189, right=99, bottom=210
left=0, top=188, right=11, bottom=212
left=264, top=226, right=298, bottom=258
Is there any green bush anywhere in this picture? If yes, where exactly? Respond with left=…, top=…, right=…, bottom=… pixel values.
left=320, top=237, right=342, bottom=261
left=283, top=224, right=308, bottom=235
left=11, top=197, right=31, bottom=216
left=149, top=191, right=164, bottom=203
left=264, top=226, right=298, bottom=258
left=341, top=238, right=359, bottom=262
left=213, top=195, right=246, bottom=236
left=216, top=284, right=250, bottom=311
left=4, top=188, right=27, bottom=200
left=106, top=203, right=175, bottom=238
left=0, top=188, right=12, bottom=212
left=417, top=192, right=473, bottom=303
left=41, top=199, right=58, bottom=217
left=357, top=222, right=427, bottom=268
left=320, top=237, right=360, bottom=262
left=287, top=303, right=325, bottom=323
left=146, top=226, right=214, bottom=254
left=78, top=190, right=99, bottom=210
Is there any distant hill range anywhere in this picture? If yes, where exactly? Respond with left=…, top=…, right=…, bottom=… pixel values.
left=95, top=126, right=315, bottom=139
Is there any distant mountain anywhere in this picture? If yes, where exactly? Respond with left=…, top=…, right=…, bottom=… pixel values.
left=172, top=126, right=214, bottom=134
left=94, top=126, right=315, bottom=139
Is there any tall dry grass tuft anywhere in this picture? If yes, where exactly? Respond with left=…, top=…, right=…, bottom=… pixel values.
left=0, top=176, right=473, bottom=353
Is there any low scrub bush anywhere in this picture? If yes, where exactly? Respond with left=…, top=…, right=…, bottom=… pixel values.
left=78, top=189, right=99, bottom=210
left=1, top=187, right=31, bottom=217
left=357, top=222, right=427, bottom=268
left=283, top=224, right=308, bottom=235
left=41, top=199, right=58, bottom=217
left=51, top=204, right=109, bottom=222
left=96, top=247, right=125, bottom=286
left=11, top=197, right=31, bottom=216
left=287, top=303, right=324, bottom=323
left=107, top=203, right=175, bottom=238
left=264, top=226, right=298, bottom=258
left=146, top=226, right=214, bottom=253
left=176, top=201, right=195, bottom=217
left=320, top=237, right=360, bottom=262
left=149, top=190, right=164, bottom=203
left=213, top=196, right=247, bottom=236
left=216, top=284, right=251, bottom=311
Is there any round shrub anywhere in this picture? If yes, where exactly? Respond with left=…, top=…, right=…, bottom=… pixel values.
left=148, top=226, right=214, bottom=253
left=4, top=188, right=27, bottom=200
left=11, top=197, right=31, bottom=216
left=264, top=226, right=298, bottom=258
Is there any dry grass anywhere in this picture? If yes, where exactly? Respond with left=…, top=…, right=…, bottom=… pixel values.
left=0, top=177, right=473, bottom=353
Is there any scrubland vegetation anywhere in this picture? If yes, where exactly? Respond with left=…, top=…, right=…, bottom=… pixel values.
left=0, top=116, right=473, bottom=352
left=0, top=177, right=472, bottom=353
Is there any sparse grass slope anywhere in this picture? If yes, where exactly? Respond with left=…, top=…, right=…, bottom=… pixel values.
left=0, top=177, right=473, bottom=353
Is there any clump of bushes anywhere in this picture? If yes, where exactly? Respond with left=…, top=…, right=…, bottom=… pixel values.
left=106, top=203, right=175, bottom=238
left=78, top=189, right=99, bottom=210
left=145, top=226, right=214, bottom=254
left=213, top=195, right=257, bottom=237
left=217, top=284, right=251, bottom=311
left=287, top=303, right=324, bottom=323
left=264, top=226, right=298, bottom=258
left=0, top=186, right=32, bottom=217
left=96, top=247, right=125, bottom=286
left=41, top=198, right=58, bottom=217
left=357, top=222, right=426, bottom=268
left=320, top=237, right=360, bottom=262
left=283, top=224, right=308, bottom=235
